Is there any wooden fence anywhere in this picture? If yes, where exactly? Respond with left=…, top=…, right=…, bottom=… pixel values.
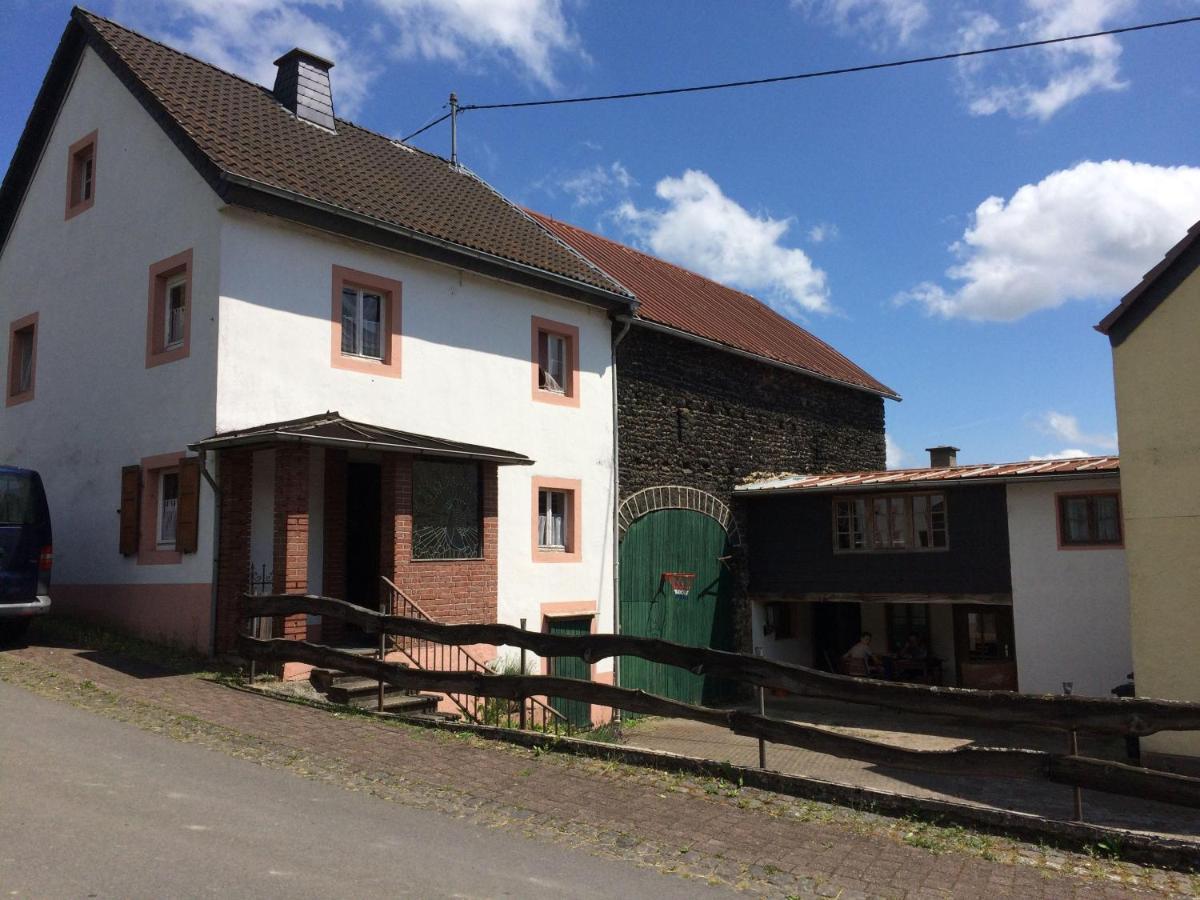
left=239, top=592, right=1200, bottom=812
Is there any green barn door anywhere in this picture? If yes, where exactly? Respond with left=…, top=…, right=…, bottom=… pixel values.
left=619, top=508, right=735, bottom=706
left=547, top=616, right=593, bottom=728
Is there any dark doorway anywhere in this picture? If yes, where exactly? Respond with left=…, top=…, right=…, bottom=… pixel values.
left=953, top=604, right=1018, bottom=690
left=811, top=602, right=862, bottom=672
left=343, top=461, right=381, bottom=645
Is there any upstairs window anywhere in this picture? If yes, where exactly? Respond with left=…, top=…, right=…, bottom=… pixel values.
left=834, top=492, right=947, bottom=553
left=330, top=266, right=402, bottom=377
left=531, top=317, right=579, bottom=406
left=6, top=313, right=37, bottom=407
left=1058, top=492, right=1122, bottom=547
left=65, top=131, right=97, bottom=219
left=146, top=250, right=192, bottom=368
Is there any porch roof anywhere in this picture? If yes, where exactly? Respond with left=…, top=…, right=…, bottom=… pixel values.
left=189, top=412, right=534, bottom=465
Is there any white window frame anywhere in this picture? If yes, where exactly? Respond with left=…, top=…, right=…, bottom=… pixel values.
left=158, top=470, right=180, bottom=548
left=833, top=492, right=948, bottom=554
left=164, top=274, right=187, bottom=349
left=540, top=332, right=567, bottom=394
left=340, top=285, right=385, bottom=360
left=538, top=488, right=568, bottom=550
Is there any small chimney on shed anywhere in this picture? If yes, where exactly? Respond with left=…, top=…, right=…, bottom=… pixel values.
left=273, top=48, right=336, bottom=131
left=926, top=445, right=960, bottom=468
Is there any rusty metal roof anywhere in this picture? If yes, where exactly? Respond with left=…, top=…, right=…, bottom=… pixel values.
left=0, top=10, right=631, bottom=306
left=189, top=412, right=533, bottom=465
left=736, top=456, right=1120, bottom=494
left=527, top=211, right=898, bottom=400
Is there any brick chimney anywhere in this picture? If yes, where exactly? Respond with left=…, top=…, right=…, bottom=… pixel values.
left=273, top=48, right=336, bottom=131
left=926, top=445, right=960, bottom=468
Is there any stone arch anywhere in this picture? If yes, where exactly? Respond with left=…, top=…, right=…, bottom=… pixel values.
left=617, top=485, right=741, bottom=545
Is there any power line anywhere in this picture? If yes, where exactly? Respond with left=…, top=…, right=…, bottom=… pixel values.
left=400, top=109, right=452, bottom=143
left=455, top=14, right=1199, bottom=113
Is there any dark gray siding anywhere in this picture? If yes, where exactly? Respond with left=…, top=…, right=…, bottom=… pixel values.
left=745, top=484, right=1012, bottom=595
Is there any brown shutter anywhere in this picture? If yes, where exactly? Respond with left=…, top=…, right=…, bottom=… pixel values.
left=119, top=465, right=141, bottom=556
left=175, top=457, right=202, bottom=554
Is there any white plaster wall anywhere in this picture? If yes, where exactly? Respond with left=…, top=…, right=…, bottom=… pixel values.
left=751, top=601, right=813, bottom=667
left=0, top=48, right=222, bottom=586
left=1006, top=479, right=1132, bottom=697
left=215, top=211, right=616, bottom=670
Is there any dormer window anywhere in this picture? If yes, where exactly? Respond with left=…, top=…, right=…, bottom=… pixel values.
left=65, top=131, right=98, bottom=219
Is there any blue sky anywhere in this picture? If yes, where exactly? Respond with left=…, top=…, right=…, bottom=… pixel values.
left=3, top=0, right=1198, bottom=467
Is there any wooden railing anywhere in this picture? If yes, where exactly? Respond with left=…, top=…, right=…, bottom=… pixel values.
left=239, top=593, right=1200, bottom=812
left=379, top=578, right=571, bottom=733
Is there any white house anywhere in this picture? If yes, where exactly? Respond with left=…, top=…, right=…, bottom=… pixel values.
left=738, top=449, right=1132, bottom=698
left=0, top=9, right=634, bottom=705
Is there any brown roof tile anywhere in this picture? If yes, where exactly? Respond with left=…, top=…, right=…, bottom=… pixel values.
left=527, top=210, right=897, bottom=398
left=74, top=10, right=629, bottom=300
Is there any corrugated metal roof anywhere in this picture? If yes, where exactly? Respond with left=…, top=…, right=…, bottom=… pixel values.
left=67, top=10, right=630, bottom=301
left=189, top=412, right=533, bottom=465
left=527, top=210, right=898, bottom=400
left=736, top=456, right=1119, bottom=494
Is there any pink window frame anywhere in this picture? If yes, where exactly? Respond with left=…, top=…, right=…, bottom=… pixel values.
left=138, top=451, right=185, bottom=566
left=330, top=265, right=402, bottom=377
left=530, top=316, right=580, bottom=407
left=64, top=130, right=98, bottom=220
left=145, top=249, right=193, bottom=368
left=6, top=312, right=38, bottom=407
left=532, top=476, right=582, bottom=563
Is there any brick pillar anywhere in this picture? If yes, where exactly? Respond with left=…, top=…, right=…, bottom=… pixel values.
left=320, top=449, right=348, bottom=644
left=273, top=445, right=309, bottom=640
left=379, top=454, right=411, bottom=610
left=214, top=449, right=253, bottom=654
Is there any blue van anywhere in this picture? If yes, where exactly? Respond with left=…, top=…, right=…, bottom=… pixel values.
left=0, top=466, right=52, bottom=642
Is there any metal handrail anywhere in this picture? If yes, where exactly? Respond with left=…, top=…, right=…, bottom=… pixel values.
left=380, top=577, right=573, bottom=733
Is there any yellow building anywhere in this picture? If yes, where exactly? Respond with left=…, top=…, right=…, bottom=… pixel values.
left=1098, top=221, right=1200, bottom=773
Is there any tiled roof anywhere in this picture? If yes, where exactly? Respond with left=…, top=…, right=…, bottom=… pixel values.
left=527, top=210, right=898, bottom=399
left=69, top=10, right=629, bottom=300
left=736, top=456, right=1119, bottom=493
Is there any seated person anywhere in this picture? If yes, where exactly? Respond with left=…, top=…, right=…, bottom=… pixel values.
left=842, top=631, right=884, bottom=676
left=898, top=633, right=928, bottom=660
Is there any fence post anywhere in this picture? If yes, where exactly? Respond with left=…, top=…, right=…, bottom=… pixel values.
left=1063, top=681, right=1083, bottom=821
left=378, top=595, right=387, bottom=712
left=519, top=618, right=528, bottom=731
left=756, top=648, right=767, bottom=770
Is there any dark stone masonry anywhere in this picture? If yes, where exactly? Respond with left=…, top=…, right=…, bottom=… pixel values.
left=617, top=326, right=886, bottom=508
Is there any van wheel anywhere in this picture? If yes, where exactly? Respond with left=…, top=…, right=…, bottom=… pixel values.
left=0, top=619, right=31, bottom=646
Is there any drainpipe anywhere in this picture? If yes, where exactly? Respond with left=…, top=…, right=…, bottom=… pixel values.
left=199, top=449, right=222, bottom=657
left=611, top=314, right=633, bottom=728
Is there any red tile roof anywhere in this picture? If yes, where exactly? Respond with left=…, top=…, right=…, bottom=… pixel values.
left=736, top=456, right=1119, bottom=493
left=0, top=10, right=630, bottom=303
left=527, top=211, right=898, bottom=399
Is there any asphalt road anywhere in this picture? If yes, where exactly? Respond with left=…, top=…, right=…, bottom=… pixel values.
left=0, top=681, right=730, bottom=898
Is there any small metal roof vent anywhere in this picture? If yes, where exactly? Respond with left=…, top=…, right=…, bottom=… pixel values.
left=273, top=48, right=336, bottom=131
left=926, top=445, right=960, bottom=468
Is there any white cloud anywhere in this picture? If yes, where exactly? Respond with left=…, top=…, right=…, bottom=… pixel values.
left=1036, top=410, right=1117, bottom=451
left=958, top=0, right=1134, bottom=121
left=808, top=223, right=839, bottom=243
left=559, top=162, right=635, bottom=207
left=900, top=160, right=1200, bottom=321
left=114, top=0, right=377, bottom=117
left=372, top=0, right=580, bottom=88
left=798, top=0, right=929, bottom=45
left=885, top=434, right=907, bottom=469
left=1029, top=448, right=1091, bottom=461
left=613, top=170, right=830, bottom=317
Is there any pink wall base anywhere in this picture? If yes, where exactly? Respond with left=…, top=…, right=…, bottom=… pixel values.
left=53, top=583, right=212, bottom=653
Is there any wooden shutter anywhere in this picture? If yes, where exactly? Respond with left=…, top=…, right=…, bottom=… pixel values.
left=119, top=465, right=141, bottom=556
left=175, top=457, right=202, bottom=554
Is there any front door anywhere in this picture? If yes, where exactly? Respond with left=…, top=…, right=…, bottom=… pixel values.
left=344, top=462, right=381, bottom=644
left=547, top=616, right=592, bottom=728
left=953, top=604, right=1018, bottom=690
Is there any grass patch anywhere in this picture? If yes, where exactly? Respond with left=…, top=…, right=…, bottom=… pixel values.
left=27, top=615, right=216, bottom=675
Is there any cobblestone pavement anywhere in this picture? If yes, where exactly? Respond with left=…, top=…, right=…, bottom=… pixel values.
left=2, top=640, right=1197, bottom=899
left=622, top=698, right=1200, bottom=840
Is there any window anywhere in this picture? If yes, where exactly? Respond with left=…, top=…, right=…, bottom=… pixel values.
left=532, top=477, right=581, bottom=562
left=146, top=249, right=193, bottom=368
left=6, top=313, right=37, bottom=407
left=158, top=471, right=180, bottom=547
left=65, top=131, right=97, bottom=219
left=412, top=460, right=482, bottom=559
left=531, top=317, right=579, bottom=406
left=1058, top=492, right=1122, bottom=547
left=331, top=266, right=402, bottom=377
left=886, top=603, right=929, bottom=653
left=833, top=492, right=947, bottom=553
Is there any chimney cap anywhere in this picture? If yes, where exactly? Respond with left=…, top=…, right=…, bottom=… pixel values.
left=273, top=47, right=335, bottom=71
left=924, top=445, right=961, bottom=453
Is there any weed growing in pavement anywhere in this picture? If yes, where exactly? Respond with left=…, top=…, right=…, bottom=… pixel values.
left=28, top=616, right=212, bottom=675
